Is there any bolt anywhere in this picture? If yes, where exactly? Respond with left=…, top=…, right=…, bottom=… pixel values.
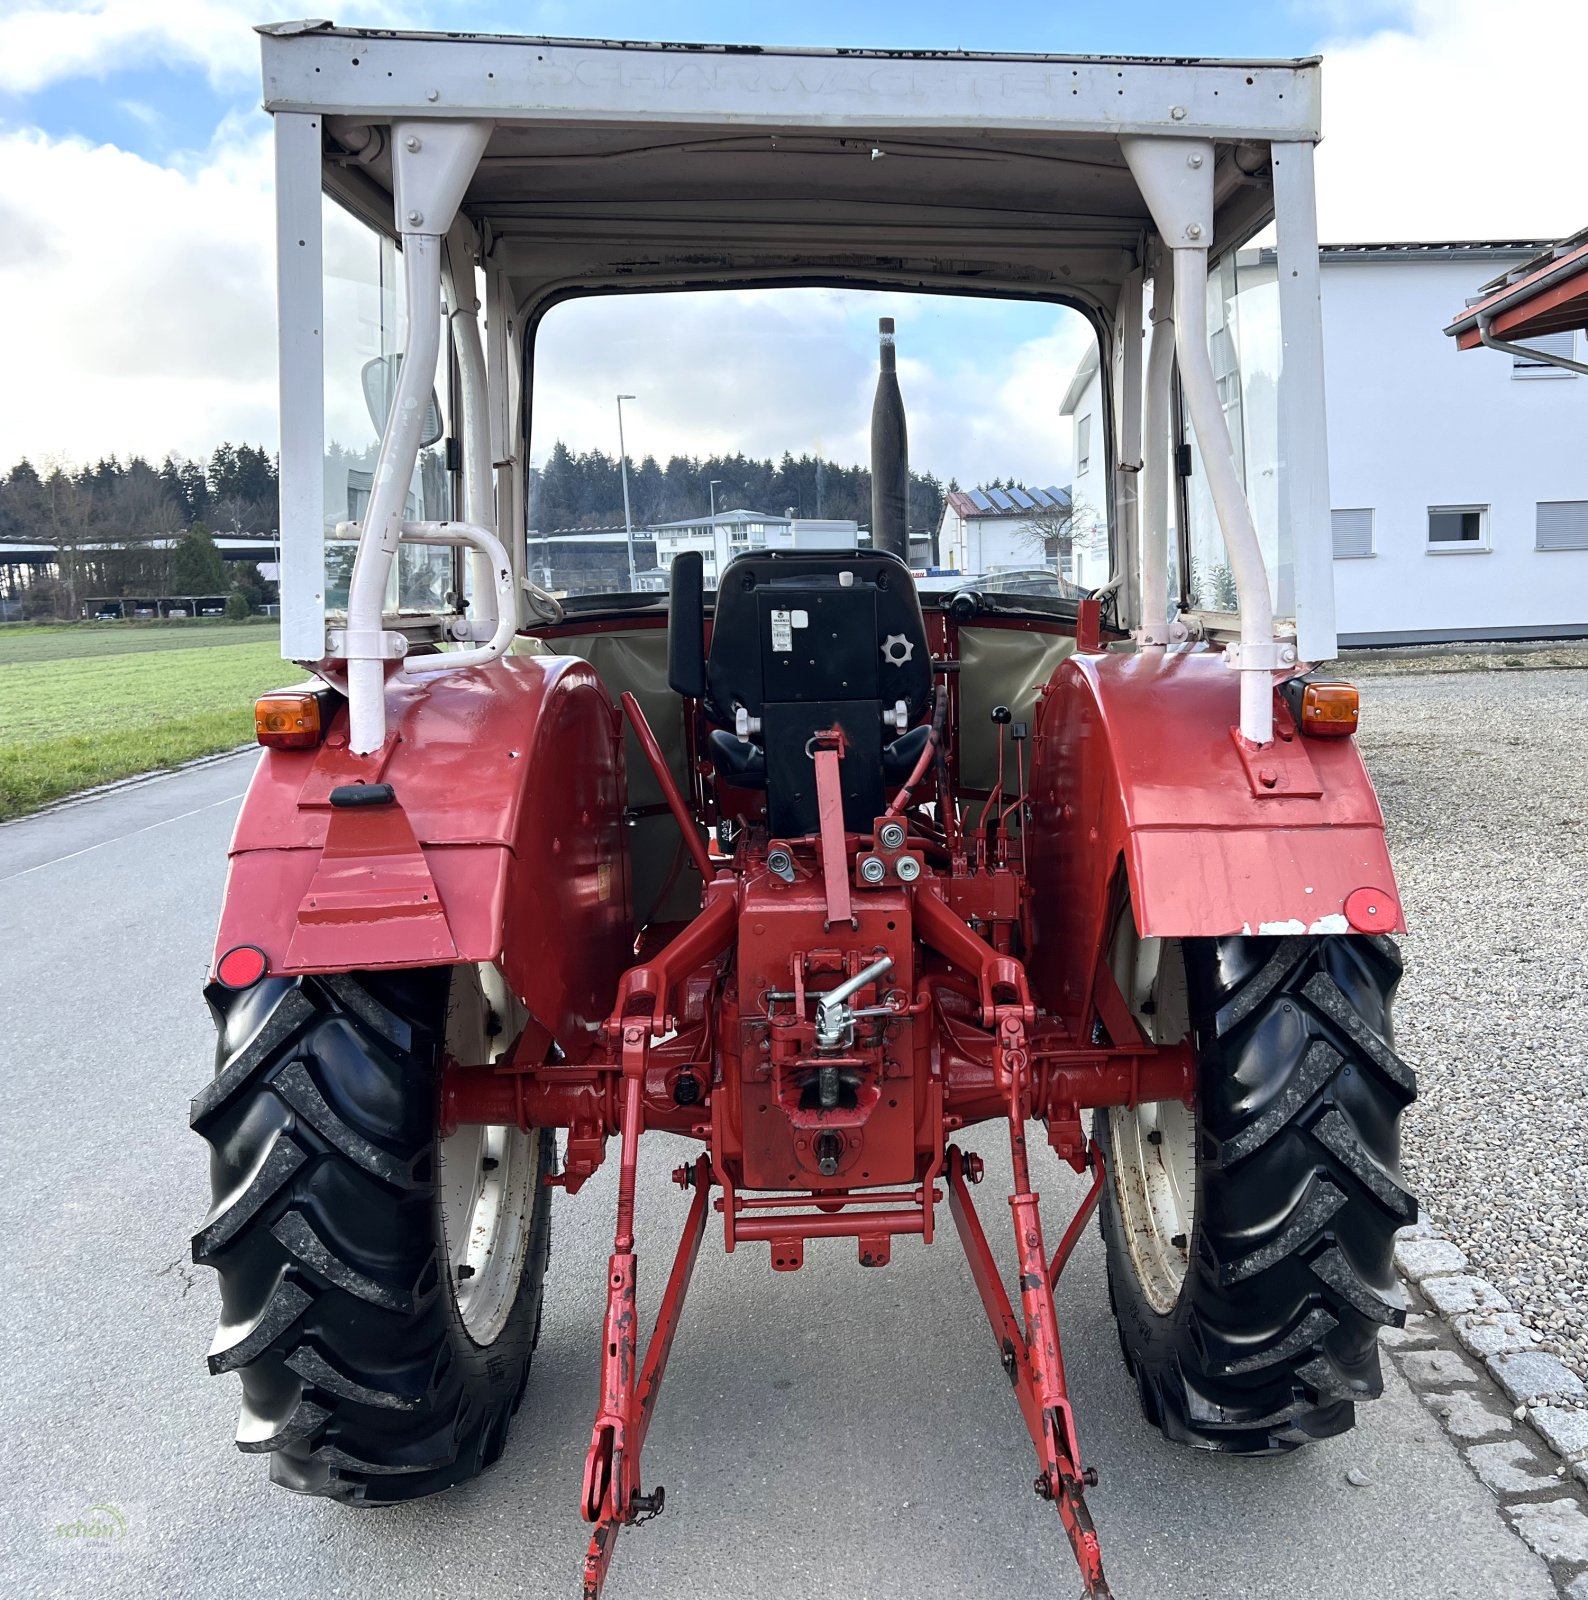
left=1082, top=1467, right=1100, bottom=1487
left=1034, top=1475, right=1054, bottom=1500
left=1171, top=1233, right=1187, bottom=1249
left=407, top=209, right=424, bottom=226
left=1281, top=645, right=1297, bottom=663
left=815, top=1131, right=843, bottom=1177
left=672, top=1164, right=694, bottom=1188
left=1146, top=1129, right=1162, bottom=1146
left=1187, top=152, right=1203, bottom=168
left=426, top=88, right=439, bottom=102
left=964, top=1152, right=985, bottom=1183
left=1186, top=223, right=1203, bottom=240
left=860, top=855, right=887, bottom=884
left=879, top=821, right=906, bottom=851
left=456, top=1264, right=476, bottom=1280
left=767, top=847, right=793, bottom=876
left=481, top=1156, right=499, bottom=1172
left=895, top=855, right=922, bottom=883
left=1170, top=105, right=1187, bottom=120
left=405, top=135, right=421, bottom=152
left=1259, top=769, right=1277, bottom=789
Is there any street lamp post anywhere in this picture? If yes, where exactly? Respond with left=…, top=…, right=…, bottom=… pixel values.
left=616, top=393, right=637, bottom=591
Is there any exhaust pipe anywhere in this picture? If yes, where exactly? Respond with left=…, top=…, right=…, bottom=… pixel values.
left=869, top=317, right=909, bottom=561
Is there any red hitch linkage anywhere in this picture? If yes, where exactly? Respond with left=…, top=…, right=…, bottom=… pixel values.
left=581, top=1153, right=713, bottom=1600
left=946, top=1013, right=1114, bottom=1600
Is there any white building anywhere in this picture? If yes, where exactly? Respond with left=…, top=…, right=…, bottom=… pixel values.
left=652, top=509, right=860, bottom=589
left=1059, top=240, right=1588, bottom=644
left=1322, top=241, right=1588, bottom=644
left=1057, top=349, right=1113, bottom=590
left=935, top=484, right=1081, bottom=579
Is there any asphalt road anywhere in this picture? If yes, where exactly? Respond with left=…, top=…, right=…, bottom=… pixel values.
left=0, top=752, right=1556, bottom=1600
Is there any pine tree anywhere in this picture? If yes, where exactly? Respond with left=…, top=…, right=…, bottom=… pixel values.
left=171, top=524, right=227, bottom=595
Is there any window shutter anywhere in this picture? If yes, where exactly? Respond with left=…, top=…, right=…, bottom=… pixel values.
left=1331, top=508, right=1373, bottom=558
left=1512, top=330, right=1577, bottom=371
left=1536, top=500, right=1588, bottom=551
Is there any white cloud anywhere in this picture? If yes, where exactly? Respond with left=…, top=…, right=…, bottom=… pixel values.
left=0, top=122, right=279, bottom=463
left=0, top=0, right=265, bottom=93
left=1315, top=0, right=1586, bottom=240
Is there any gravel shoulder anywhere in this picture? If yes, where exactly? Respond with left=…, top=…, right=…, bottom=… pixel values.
left=1355, top=668, right=1588, bottom=1383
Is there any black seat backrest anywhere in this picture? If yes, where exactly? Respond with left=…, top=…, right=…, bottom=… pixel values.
left=704, top=549, right=932, bottom=836
left=705, top=548, right=932, bottom=727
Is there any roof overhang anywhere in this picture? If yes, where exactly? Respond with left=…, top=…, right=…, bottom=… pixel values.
left=1445, top=228, right=1588, bottom=349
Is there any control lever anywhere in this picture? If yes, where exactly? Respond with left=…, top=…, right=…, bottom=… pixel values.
left=814, top=955, right=895, bottom=1049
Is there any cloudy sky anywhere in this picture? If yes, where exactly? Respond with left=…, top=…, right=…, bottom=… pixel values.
left=1, top=0, right=1583, bottom=490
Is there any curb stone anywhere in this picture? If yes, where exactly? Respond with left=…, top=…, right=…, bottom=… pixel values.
left=1389, top=1219, right=1588, bottom=1597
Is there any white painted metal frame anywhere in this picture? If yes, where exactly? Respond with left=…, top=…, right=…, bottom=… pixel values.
left=1138, top=252, right=1176, bottom=646
left=274, top=111, right=327, bottom=664
left=442, top=220, right=499, bottom=640
left=260, top=30, right=1320, bottom=143
left=264, top=30, right=1333, bottom=751
left=1123, top=135, right=1293, bottom=745
left=342, top=118, right=493, bottom=752
left=1272, top=141, right=1336, bottom=664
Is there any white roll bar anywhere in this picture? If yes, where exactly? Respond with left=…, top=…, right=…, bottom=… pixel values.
left=341, top=120, right=493, bottom=754
left=1122, top=135, right=1290, bottom=746
left=333, top=519, right=518, bottom=678
left=1138, top=258, right=1175, bottom=647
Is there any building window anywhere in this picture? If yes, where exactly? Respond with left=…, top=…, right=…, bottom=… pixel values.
left=1331, top=508, right=1374, bottom=559
left=1427, top=505, right=1489, bottom=552
left=1537, top=500, right=1588, bottom=551
left=1512, top=330, right=1577, bottom=379
left=1076, top=414, right=1091, bottom=475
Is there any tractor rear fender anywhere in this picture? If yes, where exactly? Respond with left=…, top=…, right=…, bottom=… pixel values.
left=1025, top=646, right=1401, bottom=1032
left=211, top=654, right=632, bottom=1045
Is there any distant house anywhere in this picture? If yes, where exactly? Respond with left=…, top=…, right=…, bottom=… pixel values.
left=651, top=509, right=860, bottom=589
left=1058, top=349, right=1112, bottom=590
left=525, top=526, right=658, bottom=596
left=935, top=484, right=1077, bottom=579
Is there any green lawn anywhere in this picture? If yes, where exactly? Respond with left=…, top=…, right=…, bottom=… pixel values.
left=0, top=622, right=293, bottom=820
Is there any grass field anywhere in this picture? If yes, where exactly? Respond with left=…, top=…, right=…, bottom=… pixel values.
left=0, top=622, right=289, bottom=820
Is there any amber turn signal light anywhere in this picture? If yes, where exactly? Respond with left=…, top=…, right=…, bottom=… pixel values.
left=1298, top=681, right=1359, bottom=738
left=256, top=691, right=323, bottom=750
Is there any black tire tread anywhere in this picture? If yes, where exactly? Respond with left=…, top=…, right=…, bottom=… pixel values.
left=1099, top=934, right=1417, bottom=1454
left=192, top=971, right=551, bottom=1504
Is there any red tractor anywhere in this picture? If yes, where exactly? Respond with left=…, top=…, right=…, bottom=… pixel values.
left=195, top=28, right=1415, bottom=1598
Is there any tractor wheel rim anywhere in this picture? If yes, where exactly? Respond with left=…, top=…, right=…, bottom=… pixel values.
left=439, top=967, right=541, bottom=1347
left=439, top=1118, right=539, bottom=1345
left=1107, top=1097, right=1196, bottom=1316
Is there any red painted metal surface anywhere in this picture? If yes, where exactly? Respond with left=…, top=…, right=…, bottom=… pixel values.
left=1025, top=645, right=1402, bottom=1034
left=212, top=654, right=632, bottom=1046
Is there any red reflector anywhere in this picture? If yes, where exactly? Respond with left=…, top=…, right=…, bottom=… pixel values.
left=216, top=945, right=268, bottom=989
left=1344, top=887, right=1399, bottom=933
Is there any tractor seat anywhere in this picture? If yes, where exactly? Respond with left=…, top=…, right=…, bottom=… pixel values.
left=681, top=548, right=933, bottom=837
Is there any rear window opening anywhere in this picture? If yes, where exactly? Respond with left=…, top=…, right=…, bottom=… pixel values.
left=524, top=286, right=1108, bottom=607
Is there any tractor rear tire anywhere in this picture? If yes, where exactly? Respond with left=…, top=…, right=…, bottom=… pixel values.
left=191, top=966, right=553, bottom=1502
left=1096, top=934, right=1416, bottom=1453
